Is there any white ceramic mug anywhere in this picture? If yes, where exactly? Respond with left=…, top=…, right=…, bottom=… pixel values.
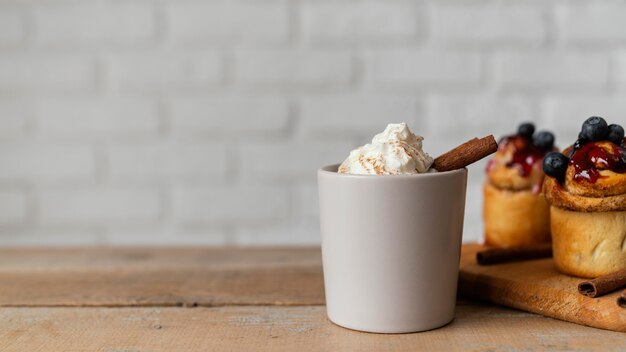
left=318, top=165, right=467, bottom=333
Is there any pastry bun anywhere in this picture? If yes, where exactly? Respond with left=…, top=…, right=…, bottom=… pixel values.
left=551, top=206, right=626, bottom=278
left=483, top=128, right=555, bottom=248
left=542, top=118, right=626, bottom=278
left=483, top=182, right=551, bottom=247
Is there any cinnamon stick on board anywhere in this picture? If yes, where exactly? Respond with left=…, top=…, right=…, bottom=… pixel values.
left=578, top=268, right=626, bottom=298
left=617, top=289, right=626, bottom=308
left=434, top=135, right=498, bottom=172
left=476, top=244, right=552, bottom=265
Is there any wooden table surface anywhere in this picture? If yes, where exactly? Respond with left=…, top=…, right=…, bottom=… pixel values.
left=0, top=247, right=624, bottom=351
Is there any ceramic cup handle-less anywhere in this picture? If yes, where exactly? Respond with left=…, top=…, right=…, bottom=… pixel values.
left=318, top=165, right=467, bottom=333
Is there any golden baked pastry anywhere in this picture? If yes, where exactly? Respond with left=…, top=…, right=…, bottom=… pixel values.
left=484, top=182, right=551, bottom=247
left=483, top=123, right=555, bottom=247
left=550, top=207, right=626, bottom=278
left=542, top=117, right=626, bottom=278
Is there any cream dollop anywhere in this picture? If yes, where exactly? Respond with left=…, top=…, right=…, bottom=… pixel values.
left=338, top=123, right=434, bottom=175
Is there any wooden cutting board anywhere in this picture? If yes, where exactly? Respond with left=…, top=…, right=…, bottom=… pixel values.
left=458, top=244, right=626, bottom=333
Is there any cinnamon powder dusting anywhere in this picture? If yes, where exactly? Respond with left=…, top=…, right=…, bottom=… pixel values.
left=336, top=123, right=434, bottom=174
left=358, top=155, right=386, bottom=174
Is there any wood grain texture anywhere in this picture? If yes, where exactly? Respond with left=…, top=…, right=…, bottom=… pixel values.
left=0, top=247, right=322, bottom=270
left=459, top=244, right=626, bottom=332
left=0, top=245, right=623, bottom=351
left=1, top=305, right=624, bottom=352
left=0, top=247, right=324, bottom=307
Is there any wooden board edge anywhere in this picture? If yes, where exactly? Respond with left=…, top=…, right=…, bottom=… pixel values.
left=458, top=270, right=626, bottom=333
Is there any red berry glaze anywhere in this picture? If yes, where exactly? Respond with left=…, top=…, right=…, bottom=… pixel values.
left=498, top=135, right=548, bottom=177
left=570, top=142, right=626, bottom=183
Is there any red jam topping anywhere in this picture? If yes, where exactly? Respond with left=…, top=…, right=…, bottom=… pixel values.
left=570, top=142, right=626, bottom=183
left=496, top=135, right=547, bottom=177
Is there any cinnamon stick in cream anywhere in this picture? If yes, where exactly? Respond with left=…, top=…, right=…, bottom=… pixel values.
left=578, top=269, right=626, bottom=298
left=433, top=135, right=498, bottom=172
left=476, top=244, right=552, bottom=265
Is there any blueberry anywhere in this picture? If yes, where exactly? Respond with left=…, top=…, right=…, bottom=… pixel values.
left=607, top=124, right=625, bottom=146
left=533, top=131, right=555, bottom=150
left=573, top=138, right=589, bottom=152
left=542, top=152, right=569, bottom=183
left=517, top=122, right=535, bottom=138
left=580, top=116, right=609, bottom=141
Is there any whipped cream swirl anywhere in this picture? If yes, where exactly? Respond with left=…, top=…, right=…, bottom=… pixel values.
left=338, top=123, right=434, bottom=175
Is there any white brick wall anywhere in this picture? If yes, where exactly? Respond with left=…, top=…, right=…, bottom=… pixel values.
left=555, top=3, right=626, bottom=43
left=0, top=190, right=27, bottom=224
left=0, top=143, right=95, bottom=183
left=0, top=0, right=623, bottom=245
left=497, top=53, right=610, bottom=90
left=614, top=53, right=626, bottom=87
left=0, top=9, right=24, bottom=47
left=364, top=51, right=482, bottom=87
left=0, top=101, right=29, bottom=137
left=234, top=50, right=353, bottom=87
left=106, top=53, right=223, bottom=92
left=35, top=2, right=155, bottom=46
left=427, top=96, right=536, bottom=136
left=543, top=97, right=626, bottom=140
left=170, top=97, right=290, bottom=135
left=39, top=188, right=160, bottom=225
left=300, top=1, right=418, bottom=43
left=172, top=186, right=290, bottom=224
left=300, top=96, right=420, bottom=138
left=0, top=55, right=96, bottom=93
left=432, top=5, right=546, bottom=45
left=240, top=141, right=356, bottom=183
left=108, top=142, right=228, bottom=182
left=167, top=1, right=289, bottom=44
left=36, top=98, right=159, bottom=138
